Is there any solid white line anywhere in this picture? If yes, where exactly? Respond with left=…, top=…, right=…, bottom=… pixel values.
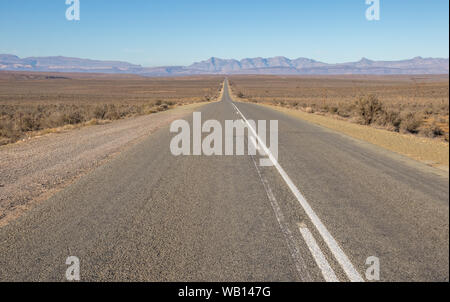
left=298, top=225, right=339, bottom=282
left=230, top=101, right=364, bottom=282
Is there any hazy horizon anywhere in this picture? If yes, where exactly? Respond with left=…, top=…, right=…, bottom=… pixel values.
left=2, top=53, right=450, bottom=68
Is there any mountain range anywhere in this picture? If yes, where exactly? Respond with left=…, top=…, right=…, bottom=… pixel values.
left=1, top=54, right=448, bottom=76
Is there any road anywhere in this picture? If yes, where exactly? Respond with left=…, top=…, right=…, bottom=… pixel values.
left=0, top=80, right=448, bottom=282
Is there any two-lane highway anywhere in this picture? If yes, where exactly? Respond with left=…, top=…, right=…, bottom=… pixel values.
left=0, top=80, right=448, bottom=281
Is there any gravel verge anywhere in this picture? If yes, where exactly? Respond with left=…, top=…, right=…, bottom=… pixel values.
left=0, top=103, right=206, bottom=226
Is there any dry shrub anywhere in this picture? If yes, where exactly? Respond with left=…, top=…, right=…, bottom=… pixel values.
left=354, top=95, right=383, bottom=125
left=400, top=112, right=423, bottom=134
left=328, top=106, right=338, bottom=114
left=0, top=102, right=161, bottom=145
left=18, top=114, right=40, bottom=131
left=41, top=112, right=65, bottom=128
left=157, top=104, right=169, bottom=112
left=337, top=104, right=352, bottom=118
left=376, top=110, right=402, bottom=132
left=66, top=110, right=83, bottom=125
left=420, top=122, right=444, bottom=138
left=93, top=105, right=107, bottom=119
left=0, top=119, right=20, bottom=143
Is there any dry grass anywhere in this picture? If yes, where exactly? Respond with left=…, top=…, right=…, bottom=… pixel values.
left=261, top=104, right=449, bottom=168
left=229, top=75, right=449, bottom=141
left=0, top=71, right=224, bottom=145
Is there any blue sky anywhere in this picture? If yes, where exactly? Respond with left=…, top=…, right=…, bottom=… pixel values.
left=0, top=0, right=448, bottom=66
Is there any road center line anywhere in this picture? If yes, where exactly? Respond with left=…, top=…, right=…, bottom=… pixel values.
left=230, top=100, right=364, bottom=282
left=298, top=224, right=339, bottom=282
left=249, top=153, right=313, bottom=281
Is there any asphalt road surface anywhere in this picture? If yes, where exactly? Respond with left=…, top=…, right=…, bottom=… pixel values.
left=0, top=80, right=448, bottom=282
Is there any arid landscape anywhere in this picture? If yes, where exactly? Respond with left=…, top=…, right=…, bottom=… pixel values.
left=0, top=71, right=224, bottom=145
left=1, top=76, right=448, bottom=283
left=1, top=0, right=449, bottom=286
left=229, top=75, right=449, bottom=141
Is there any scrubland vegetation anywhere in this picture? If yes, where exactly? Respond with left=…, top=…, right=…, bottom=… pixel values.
left=230, top=75, right=449, bottom=141
left=0, top=72, right=223, bottom=145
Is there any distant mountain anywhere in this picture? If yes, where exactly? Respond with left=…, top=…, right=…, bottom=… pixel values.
left=1, top=54, right=448, bottom=76
left=0, top=55, right=143, bottom=74
left=187, top=56, right=329, bottom=73
left=184, top=56, right=449, bottom=75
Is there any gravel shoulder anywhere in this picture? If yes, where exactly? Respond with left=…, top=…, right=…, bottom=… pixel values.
left=0, top=103, right=207, bottom=227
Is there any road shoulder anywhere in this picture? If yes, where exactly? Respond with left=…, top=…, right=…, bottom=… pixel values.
left=252, top=103, right=449, bottom=175
left=0, top=102, right=209, bottom=227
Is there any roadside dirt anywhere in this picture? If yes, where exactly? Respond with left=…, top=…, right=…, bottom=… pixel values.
left=0, top=103, right=207, bottom=227
left=262, top=104, right=449, bottom=169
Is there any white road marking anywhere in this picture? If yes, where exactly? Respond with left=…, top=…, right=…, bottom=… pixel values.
left=298, top=224, right=339, bottom=282
left=250, top=152, right=313, bottom=282
left=230, top=100, right=364, bottom=282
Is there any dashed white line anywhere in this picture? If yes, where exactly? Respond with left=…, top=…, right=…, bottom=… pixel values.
left=230, top=100, right=364, bottom=282
left=250, top=153, right=313, bottom=282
